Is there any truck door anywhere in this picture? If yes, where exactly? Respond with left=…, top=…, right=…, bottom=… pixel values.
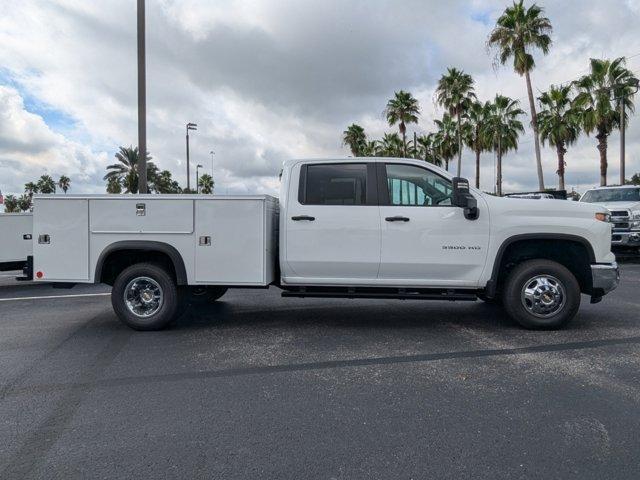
left=377, top=163, right=490, bottom=287
left=284, top=162, right=381, bottom=283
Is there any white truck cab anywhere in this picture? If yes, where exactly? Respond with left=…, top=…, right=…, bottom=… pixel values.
left=24, top=157, right=619, bottom=331
left=580, top=185, right=640, bottom=249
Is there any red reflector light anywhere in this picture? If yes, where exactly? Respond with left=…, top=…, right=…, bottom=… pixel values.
left=36, top=271, right=43, bottom=279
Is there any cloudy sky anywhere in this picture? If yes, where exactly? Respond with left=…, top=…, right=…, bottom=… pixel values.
left=1, top=0, right=639, bottom=197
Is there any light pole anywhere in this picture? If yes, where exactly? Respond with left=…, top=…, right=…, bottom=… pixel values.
left=185, top=122, right=197, bottom=191
left=209, top=150, right=215, bottom=177
left=619, top=79, right=639, bottom=185
left=196, top=164, right=203, bottom=193
left=137, top=0, right=147, bottom=193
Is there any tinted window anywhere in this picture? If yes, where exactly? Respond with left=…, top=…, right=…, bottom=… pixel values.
left=385, top=164, right=453, bottom=206
left=303, top=164, right=367, bottom=205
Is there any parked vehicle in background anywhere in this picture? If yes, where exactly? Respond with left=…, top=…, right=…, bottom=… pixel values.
left=504, top=190, right=567, bottom=200
left=23, top=158, right=618, bottom=331
left=505, top=192, right=556, bottom=200
left=580, top=185, right=640, bottom=251
left=0, top=213, right=33, bottom=271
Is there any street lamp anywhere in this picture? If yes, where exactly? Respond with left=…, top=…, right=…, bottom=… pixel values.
left=196, top=164, right=203, bottom=193
left=209, top=150, right=215, bottom=177
left=186, top=122, right=197, bottom=191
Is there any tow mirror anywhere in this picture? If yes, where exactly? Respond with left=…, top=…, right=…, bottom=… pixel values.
left=452, top=177, right=479, bottom=220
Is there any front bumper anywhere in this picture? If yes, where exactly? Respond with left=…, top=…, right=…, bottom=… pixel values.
left=611, top=231, right=640, bottom=246
left=591, top=262, right=620, bottom=300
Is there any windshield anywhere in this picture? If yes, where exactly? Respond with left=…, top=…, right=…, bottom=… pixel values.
left=581, top=188, right=640, bottom=203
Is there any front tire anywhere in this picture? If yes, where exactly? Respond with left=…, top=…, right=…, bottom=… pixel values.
left=112, top=263, right=179, bottom=331
left=502, top=259, right=581, bottom=330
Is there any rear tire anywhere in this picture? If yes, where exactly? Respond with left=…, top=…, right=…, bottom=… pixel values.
left=187, top=286, right=228, bottom=304
left=112, top=263, right=179, bottom=331
left=502, top=259, right=580, bottom=330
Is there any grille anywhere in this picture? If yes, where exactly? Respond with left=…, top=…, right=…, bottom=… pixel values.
left=610, top=210, right=629, bottom=217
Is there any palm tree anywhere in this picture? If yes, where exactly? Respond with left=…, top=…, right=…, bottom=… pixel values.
left=488, top=0, right=552, bottom=191
left=574, top=57, right=638, bottom=186
left=18, top=194, right=32, bottom=211
left=198, top=173, right=215, bottom=194
left=24, top=182, right=38, bottom=198
left=106, top=177, right=122, bottom=194
left=152, top=170, right=182, bottom=194
left=433, top=113, right=459, bottom=171
left=37, top=175, right=56, bottom=194
left=3, top=195, right=19, bottom=213
left=104, top=146, right=156, bottom=194
left=537, top=85, right=580, bottom=191
left=464, top=101, right=492, bottom=188
left=58, top=175, right=71, bottom=194
left=378, top=133, right=404, bottom=157
left=385, top=91, right=420, bottom=157
left=342, top=124, right=367, bottom=157
left=485, top=95, right=525, bottom=196
left=435, top=68, right=476, bottom=176
left=416, top=133, right=443, bottom=166
left=361, top=140, right=379, bottom=157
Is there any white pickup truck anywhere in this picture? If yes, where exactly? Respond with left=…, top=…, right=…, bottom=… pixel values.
left=19, top=157, right=618, bottom=330
left=580, top=185, right=640, bottom=250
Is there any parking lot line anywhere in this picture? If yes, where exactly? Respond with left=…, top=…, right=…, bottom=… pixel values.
left=0, top=293, right=110, bottom=302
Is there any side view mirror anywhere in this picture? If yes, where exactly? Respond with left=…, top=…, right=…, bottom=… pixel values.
left=452, top=177, right=479, bottom=220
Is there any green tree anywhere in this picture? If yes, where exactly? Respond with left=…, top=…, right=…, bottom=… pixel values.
left=464, top=101, right=492, bottom=188
left=385, top=91, right=420, bottom=157
left=152, top=170, right=182, bottom=194
left=37, top=175, right=56, bottom=194
left=485, top=95, right=525, bottom=196
left=415, top=133, right=443, bottom=166
left=574, top=57, right=638, bottom=186
left=433, top=113, right=459, bottom=171
left=3, top=195, right=19, bottom=213
left=342, top=124, right=367, bottom=157
left=104, top=146, right=156, bottom=193
left=18, top=194, right=32, bottom=211
left=24, top=182, right=39, bottom=198
left=106, top=176, right=123, bottom=194
left=488, top=0, right=552, bottom=191
left=537, top=84, right=580, bottom=191
left=435, top=67, right=476, bottom=176
left=629, top=173, right=640, bottom=185
left=361, top=140, right=379, bottom=157
left=198, top=173, right=215, bottom=194
left=378, top=133, right=404, bottom=157
left=58, top=175, right=71, bottom=194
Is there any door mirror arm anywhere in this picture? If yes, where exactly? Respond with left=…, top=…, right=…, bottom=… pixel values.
left=452, top=177, right=479, bottom=220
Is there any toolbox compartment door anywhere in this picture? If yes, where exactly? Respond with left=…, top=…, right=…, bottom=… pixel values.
left=90, top=199, right=194, bottom=234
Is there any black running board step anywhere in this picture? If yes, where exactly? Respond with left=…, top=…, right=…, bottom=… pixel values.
left=281, top=290, right=477, bottom=301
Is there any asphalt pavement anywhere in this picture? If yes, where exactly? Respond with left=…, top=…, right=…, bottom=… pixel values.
left=1, top=265, right=640, bottom=479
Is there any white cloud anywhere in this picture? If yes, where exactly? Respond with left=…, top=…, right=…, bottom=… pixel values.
left=0, top=0, right=639, bottom=197
left=0, top=86, right=107, bottom=194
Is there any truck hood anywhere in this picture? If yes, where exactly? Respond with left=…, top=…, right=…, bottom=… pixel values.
left=482, top=194, right=604, bottom=218
left=581, top=200, right=640, bottom=211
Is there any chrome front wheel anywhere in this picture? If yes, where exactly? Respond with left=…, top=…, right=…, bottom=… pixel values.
left=124, top=276, right=164, bottom=318
left=520, top=275, right=566, bottom=318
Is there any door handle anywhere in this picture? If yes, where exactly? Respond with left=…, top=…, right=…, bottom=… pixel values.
left=385, top=216, right=410, bottom=222
left=291, top=215, right=315, bottom=221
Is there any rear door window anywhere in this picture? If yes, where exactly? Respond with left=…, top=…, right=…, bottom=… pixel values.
left=301, top=164, right=368, bottom=205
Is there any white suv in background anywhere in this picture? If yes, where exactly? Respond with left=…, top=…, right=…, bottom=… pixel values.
left=580, top=185, right=640, bottom=250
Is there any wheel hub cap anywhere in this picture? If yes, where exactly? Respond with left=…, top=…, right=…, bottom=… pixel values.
left=124, top=277, right=163, bottom=318
left=520, top=275, right=566, bottom=318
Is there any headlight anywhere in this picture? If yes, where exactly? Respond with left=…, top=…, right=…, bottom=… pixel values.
left=633, top=212, right=640, bottom=220
left=595, top=212, right=610, bottom=222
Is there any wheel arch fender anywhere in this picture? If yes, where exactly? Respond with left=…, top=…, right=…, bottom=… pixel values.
left=94, top=240, right=188, bottom=285
left=485, top=233, right=596, bottom=297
